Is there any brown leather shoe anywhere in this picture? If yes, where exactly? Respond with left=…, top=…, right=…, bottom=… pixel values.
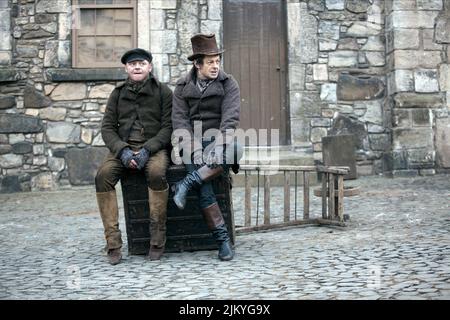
left=107, top=248, right=122, bottom=265
left=147, top=245, right=165, bottom=261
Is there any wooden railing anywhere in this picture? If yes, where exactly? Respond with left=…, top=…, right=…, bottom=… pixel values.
left=235, top=165, right=350, bottom=234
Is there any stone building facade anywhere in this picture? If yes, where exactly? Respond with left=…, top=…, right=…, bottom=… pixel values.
left=0, top=0, right=449, bottom=193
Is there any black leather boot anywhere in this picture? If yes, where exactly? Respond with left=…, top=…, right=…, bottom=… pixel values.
left=173, top=170, right=202, bottom=210
left=202, top=202, right=234, bottom=261
left=212, top=224, right=234, bottom=261
left=173, top=165, right=224, bottom=210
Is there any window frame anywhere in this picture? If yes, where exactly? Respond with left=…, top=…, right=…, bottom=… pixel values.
left=72, top=0, right=137, bottom=68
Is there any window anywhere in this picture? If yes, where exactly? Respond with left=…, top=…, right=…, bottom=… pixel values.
left=72, top=0, right=136, bottom=68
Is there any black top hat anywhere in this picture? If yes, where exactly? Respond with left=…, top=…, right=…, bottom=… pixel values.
left=188, top=34, right=225, bottom=61
left=121, top=48, right=153, bottom=64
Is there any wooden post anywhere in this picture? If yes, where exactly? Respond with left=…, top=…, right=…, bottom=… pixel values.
left=256, top=169, right=260, bottom=225
left=244, top=171, right=251, bottom=227
left=303, top=171, right=310, bottom=220
left=322, top=173, right=328, bottom=219
left=284, top=171, right=290, bottom=222
left=264, top=174, right=270, bottom=225
left=328, top=174, right=335, bottom=220
left=337, top=175, right=344, bottom=222
left=294, top=171, right=298, bottom=220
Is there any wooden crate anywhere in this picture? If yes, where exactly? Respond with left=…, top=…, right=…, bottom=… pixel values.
left=120, top=165, right=235, bottom=255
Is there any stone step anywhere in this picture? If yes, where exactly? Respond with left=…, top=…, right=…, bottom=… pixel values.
left=231, top=147, right=319, bottom=187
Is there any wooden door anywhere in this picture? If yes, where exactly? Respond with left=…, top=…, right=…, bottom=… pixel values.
left=223, top=0, right=289, bottom=145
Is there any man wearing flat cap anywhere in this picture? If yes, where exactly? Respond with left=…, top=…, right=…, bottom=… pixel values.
left=95, top=48, right=172, bottom=265
left=172, top=34, right=243, bottom=261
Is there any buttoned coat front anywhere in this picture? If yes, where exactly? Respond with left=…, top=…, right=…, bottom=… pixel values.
left=172, top=67, right=240, bottom=154
left=101, top=75, right=173, bottom=157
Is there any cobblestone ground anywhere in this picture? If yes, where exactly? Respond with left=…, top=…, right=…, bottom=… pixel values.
left=0, top=174, right=449, bottom=300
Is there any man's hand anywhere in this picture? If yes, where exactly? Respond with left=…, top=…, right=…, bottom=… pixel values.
left=205, top=151, right=220, bottom=169
left=192, top=149, right=205, bottom=167
left=134, top=148, right=150, bottom=170
left=119, top=147, right=135, bottom=168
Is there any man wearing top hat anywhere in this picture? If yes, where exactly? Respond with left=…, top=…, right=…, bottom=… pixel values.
left=95, top=48, right=172, bottom=265
left=172, top=34, right=243, bottom=261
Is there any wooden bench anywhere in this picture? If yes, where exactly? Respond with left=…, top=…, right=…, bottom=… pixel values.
left=120, top=165, right=235, bottom=255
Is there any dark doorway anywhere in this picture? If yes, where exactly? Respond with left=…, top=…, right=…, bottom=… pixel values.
left=223, top=0, right=289, bottom=145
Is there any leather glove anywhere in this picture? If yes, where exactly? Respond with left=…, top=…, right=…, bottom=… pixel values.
left=119, top=147, right=134, bottom=168
left=134, top=148, right=150, bottom=170
left=192, top=149, right=205, bottom=167
left=205, top=151, right=220, bottom=169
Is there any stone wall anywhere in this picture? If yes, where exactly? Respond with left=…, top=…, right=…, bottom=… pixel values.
left=385, top=0, right=450, bottom=177
left=0, top=0, right=449, bottom=193
left=148, top=0, right=223, bottom=86
left=0, top=1, right=12, bottom=66
left=0, top=0, right=120, bottom=192
left=0, top=0, right=224, bottom=193
left=288, top=0, right=388, bottom=177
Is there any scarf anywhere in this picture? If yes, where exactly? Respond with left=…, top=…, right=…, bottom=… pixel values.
left=126, top=76, right=149, bottom=93
left=197, top=78, right=215, bottom=93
